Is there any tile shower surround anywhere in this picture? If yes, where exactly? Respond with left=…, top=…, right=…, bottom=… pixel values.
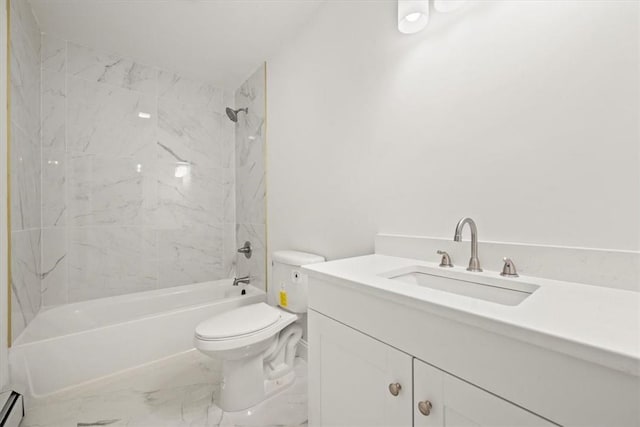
left=39, top=35, right=241, bottom=307
left=235, top=65, right=267, bottom=290
left=10, top=0, right=42, bottom=341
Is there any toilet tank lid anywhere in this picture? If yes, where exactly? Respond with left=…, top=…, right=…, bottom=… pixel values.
left=272, top=250, right=325, bottom=266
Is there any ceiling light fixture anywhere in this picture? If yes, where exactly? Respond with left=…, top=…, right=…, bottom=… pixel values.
left=398, top=0, right=429, bottom=34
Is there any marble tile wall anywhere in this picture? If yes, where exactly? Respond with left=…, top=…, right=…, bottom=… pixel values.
left=40, top=35, right=237, bottom=305
left=9, top=0, right=42, bottom=340
left=235, top=65, right=266, bottom=290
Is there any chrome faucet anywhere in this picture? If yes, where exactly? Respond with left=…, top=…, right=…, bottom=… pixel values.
left=453, top=217, right=482, bottom=272
left=233, top=276, right=251, bottom=286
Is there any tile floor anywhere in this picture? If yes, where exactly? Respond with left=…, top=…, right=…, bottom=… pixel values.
left=21, top=350, right=308, bottom=427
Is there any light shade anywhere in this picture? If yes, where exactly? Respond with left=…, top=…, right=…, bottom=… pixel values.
left=398, top=0, right=429, bottom=34
left=433, top=0, right=467, bottom=13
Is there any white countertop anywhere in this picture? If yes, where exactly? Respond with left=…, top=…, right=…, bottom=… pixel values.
left=303, top=254, right=640, bottom=376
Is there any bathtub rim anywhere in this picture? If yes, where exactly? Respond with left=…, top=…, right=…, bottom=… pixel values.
left=13, top=281, right=264, bottom=347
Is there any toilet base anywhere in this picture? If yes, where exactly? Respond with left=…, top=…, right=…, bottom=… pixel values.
left=218, top=353, right=297, bottom=412
left=210, top=358, right=308, bottom=427
left=264, top=369, right=296, bottom=398
left=217, top=323, right=303, bottom=412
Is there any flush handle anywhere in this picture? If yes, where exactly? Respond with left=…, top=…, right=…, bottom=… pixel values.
left=388, top=383, right=402, bottom=396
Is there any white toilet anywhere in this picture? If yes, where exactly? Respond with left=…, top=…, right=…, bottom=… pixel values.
left=194, top=250, right=325, bottom=412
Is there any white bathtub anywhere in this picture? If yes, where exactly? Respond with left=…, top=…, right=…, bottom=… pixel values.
left=9, top=280, right=265, bottom=397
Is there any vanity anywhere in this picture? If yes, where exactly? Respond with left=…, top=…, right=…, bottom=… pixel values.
left=303, top=234, right=640, bottom=427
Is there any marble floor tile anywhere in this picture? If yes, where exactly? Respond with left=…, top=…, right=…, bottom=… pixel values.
left=22, top=350, right=308, bottom=427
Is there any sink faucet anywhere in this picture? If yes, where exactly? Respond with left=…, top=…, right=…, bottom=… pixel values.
left=233, top=276, right=251, bottom=286
left=453, top=217, right=482, bottom=272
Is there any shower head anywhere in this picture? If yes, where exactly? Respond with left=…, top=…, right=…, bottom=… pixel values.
left=225, top=107, right=248, bottom=123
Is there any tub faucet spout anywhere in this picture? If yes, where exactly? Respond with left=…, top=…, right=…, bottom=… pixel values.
left=453, top=217, right=482, bottom=272
left=233, top=276, right=251, bottom=286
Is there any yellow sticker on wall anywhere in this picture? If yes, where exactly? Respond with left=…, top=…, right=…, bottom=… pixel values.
left=279, top=291, right=288, bottom=307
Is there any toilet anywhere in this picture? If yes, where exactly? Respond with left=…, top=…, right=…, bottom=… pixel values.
left=194, top=250, right=325, bottom=412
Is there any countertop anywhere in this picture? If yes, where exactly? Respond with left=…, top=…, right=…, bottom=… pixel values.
left=303, top=254, right=640, bottom=376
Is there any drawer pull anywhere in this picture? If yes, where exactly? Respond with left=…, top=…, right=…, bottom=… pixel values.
left=418, top=400, right=433, bottom=416
left=388, top=383, right=402, bottom=396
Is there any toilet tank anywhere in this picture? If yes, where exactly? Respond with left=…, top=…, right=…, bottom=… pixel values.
left=272, top=250, right=325, bottom=314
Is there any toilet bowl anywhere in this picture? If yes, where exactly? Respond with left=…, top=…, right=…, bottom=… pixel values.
left=193, top=250, right=325, bottom=413
left=195, top=302, right=300, bottom=411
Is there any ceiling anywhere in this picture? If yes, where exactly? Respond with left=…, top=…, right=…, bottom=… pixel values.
left=28, top=0, right=325, bottom=88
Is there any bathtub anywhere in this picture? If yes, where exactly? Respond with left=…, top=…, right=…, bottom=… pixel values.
left=9, top=280, right=265, bottom=397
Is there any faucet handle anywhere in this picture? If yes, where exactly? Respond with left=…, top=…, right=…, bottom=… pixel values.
left=437, top=250, right=453, bottom=268
left=237, top=241, right=252, bottom=259
left=500, top=257, right=519, bottom=277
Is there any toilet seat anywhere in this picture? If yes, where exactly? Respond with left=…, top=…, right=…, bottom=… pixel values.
left=194, top=303, right=298, bottom=352
left=196, top=303, right=282, bottom=340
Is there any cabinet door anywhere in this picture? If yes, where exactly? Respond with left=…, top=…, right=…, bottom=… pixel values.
left=308, top=310, right=413, bottom=427
left=414, top=359, right=556, bottom=427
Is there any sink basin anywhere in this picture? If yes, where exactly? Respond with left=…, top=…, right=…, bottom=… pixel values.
left=381, top=266, right=539, bottom=306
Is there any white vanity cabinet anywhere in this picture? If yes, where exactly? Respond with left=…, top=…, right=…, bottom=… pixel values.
left=413, top=359, right=554, bottom=427
left=308, top=310, right=412, bottom=427
left=309, top=310, right=555, bottom=427
left=305, top=260, right=640, bottom=427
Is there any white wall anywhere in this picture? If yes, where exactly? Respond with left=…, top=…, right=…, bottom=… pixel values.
left=267, top=0, right=640, bottom=268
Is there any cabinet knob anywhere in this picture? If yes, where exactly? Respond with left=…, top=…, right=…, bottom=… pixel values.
left=418, top=400, right=433, bottom=416
left=388, top=382, right=402, bottom=396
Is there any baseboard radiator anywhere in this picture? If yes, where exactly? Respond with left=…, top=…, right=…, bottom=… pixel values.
left=0, top=391, right=23, bottom=427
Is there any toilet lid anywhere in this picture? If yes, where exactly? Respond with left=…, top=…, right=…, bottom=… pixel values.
left=195, top=303, right=282, bottom=340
